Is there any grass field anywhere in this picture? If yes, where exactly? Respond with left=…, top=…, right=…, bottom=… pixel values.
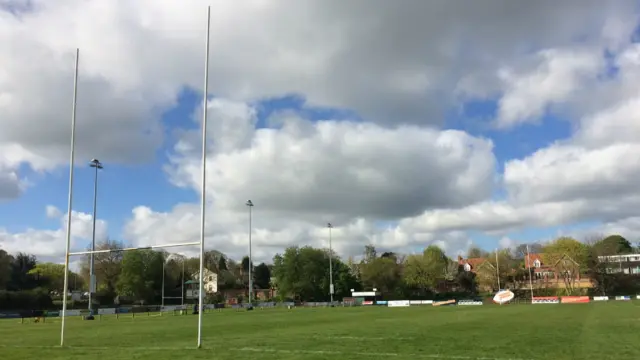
left=1, top=303, right=639, bottom=360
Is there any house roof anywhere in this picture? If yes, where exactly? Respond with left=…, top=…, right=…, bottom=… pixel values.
left=524, top=253, right=543, bottom=268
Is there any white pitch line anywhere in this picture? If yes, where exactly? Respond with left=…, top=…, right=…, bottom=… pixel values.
left=0, top=344, right=532, bottom=360
left=231, top=346, right=533, bottom=360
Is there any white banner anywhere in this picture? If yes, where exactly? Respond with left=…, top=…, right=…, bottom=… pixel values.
left=421, top=300, right=434, bottom=305
left=593, top=296, right=609, bottom=301
left=61, top=310, right=81, bottom=316
left=458, top=301, right=483, bottom=306
left=615, top=296, right=631, bottom=301
left=388, top=300, right=410, bottom=307
left=98, top=308, right=116, bottom=315
left=409, top=300, right=422, bottom=305
left=637, top=295, right=640, bottom=300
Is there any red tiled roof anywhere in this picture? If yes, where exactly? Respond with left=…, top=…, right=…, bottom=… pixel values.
left=524, top=253, right=543, bottom=268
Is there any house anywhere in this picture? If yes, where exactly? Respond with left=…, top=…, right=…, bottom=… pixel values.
left=598, top=254, right=640, bottom=274
left=458, top=253, right=593, bottom=289
left=185, top=268, right=218, bottom=299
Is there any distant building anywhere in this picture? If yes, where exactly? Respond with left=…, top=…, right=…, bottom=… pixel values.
left=598, top=254, right=640, bottom=274
left=185, top=268, right=218, bottom=299
left=457, top=253, right=592, bottom=289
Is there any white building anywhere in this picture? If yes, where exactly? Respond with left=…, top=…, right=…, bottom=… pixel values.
left=185, top=268, right=218, bottom=299
left=598, top=254, right=640, bottom=274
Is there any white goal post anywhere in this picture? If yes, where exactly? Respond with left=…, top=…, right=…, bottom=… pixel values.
left=60, top=6, right=212, bottom=349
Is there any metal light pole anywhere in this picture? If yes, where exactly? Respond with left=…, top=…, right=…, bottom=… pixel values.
left=327, top=222, right=334, bottom=304
left=246, top=200, right=254, bottom=309
left=88, top=158, right=103, bottom=318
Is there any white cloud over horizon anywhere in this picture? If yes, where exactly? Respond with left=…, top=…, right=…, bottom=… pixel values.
left=2, top=1, right=640, bottom=264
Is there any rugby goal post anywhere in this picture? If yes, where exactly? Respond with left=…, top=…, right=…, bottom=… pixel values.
left=60, top=6, right=212, bottom=349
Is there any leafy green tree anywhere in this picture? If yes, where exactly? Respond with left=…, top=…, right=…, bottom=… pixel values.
left=542, top=237, right=589, bottom=294
left=8, top=252, right=37, bottom=291
left=81, top=239, right=123, bottom=296
left=592, top=235, right=633, bottom=256
left=117, top=250, right=164, bottom=304
left=403, top=245, right=449, bottom=294
left=360, top=256, right=401, bottom=296
left=253, top=262, right=271, bottom=289
left=0, top=250, right=13, bottom=290
left=27, top=262, right=67, bottom=293
left=467, top=247, right=488, bottom=259
left=273, top=246, right=358, bottom=301
left=364, top=245, right=377, bottom=263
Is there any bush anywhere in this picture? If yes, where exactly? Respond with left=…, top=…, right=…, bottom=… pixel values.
left=0, top=288, right=54, bottom=310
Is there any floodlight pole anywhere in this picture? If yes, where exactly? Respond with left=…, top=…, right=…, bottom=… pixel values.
left=88, top=158, right=103, bottom=317
left=246, top=200, right=254, bottom=309
left=61, top=48, right=80, bottom=347
left=162, top=260, right=165, bottom=307
left=495, top=249, right=501, bottom=290
left=197, top=5, right=211, bottom=349
left=328, top=222, right=334, bottom=304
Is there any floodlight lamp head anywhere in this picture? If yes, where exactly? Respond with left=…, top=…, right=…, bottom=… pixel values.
left=327, top=222, right=332, bottom=228
left=245, top=200, right=254, bottom=207
left=89, top=158, right=103, bottom=169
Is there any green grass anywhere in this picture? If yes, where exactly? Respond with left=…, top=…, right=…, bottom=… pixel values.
left=1, top=303, right=639, bottom=360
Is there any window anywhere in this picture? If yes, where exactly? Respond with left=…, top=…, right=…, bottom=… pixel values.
left=463, top=263, right=471, bottom=272
left=533, top=259, right=541, bottom=268
left=208, top=275, right=213, bottom=282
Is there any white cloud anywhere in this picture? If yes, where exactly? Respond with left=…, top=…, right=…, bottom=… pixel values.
left=1, top=0, right=636, bottom=193
left=4, top=1, right=640, bottom=262
left=495, top=48, right=604, bottom=128
left=0, top=206, right=108, bottom=263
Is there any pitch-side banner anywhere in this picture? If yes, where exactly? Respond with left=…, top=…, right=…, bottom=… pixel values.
left=561, top=296, right=590, bottom=304
left=593, top=296, right=609, bottom=301
left=388, top=300, right=410, bottom=307
left=532, top=296, right=559, bottom=304
left=432, top=299, right=456, bottom=307
left=615, top=296, right=631, bottom=301
left=458, top=300, right=483, bottom=306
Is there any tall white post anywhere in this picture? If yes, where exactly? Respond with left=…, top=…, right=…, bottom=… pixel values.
left=248, top=204, right=253, bottom=308
left=328, top=223, right=334, bottom=304
left=197, top=5, right=211, bottom=349
left=61, top=48, right=80, bottom=347
left=495, top=249, right=501, bottom=290
left=161, top=260, right=165, bottom=307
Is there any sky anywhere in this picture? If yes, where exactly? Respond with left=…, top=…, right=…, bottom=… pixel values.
left=2, top=0, right=640, bottom=266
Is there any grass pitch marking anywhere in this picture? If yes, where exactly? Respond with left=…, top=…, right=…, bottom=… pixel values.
left=232, top=346, right=533, bottom=360
left=0, top=344, right=532, bottom=359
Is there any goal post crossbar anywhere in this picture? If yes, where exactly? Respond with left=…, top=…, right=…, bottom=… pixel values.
left=60, top=6, right=211, bottom=350
left=68, top=242, right=200, bottom=256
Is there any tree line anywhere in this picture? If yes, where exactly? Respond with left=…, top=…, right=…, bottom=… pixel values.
left=1, top=234, right=639, bottom=309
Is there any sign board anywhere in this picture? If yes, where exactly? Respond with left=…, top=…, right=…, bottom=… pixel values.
left=532, top=296, right=559, bottom=304
left=458, top=300, right=483, bottom=306
left=561, top=296, right=590, bottom=304
left=387, top=300, right=410, bottom=307
left=615, top=296, right=631, bottom=301
left=593, top=296, right=609, bottom=301
left=432, top=300, right=456, bottom=306
left=329, top=284, right=334, bottom=295
left=362, top=301, right=374, bottom=305
left=493, top=290, right=515, bottom=304
left=421, top=300, right=434, bottom=305
left=376, top=301, right=388, bottom=305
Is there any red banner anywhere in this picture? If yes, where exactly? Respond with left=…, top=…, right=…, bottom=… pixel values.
left=362, top=301, right=373, bottom=305
left=561, top=296, right=590, bottom=304
left=532, top=296, right=559, bottom=304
